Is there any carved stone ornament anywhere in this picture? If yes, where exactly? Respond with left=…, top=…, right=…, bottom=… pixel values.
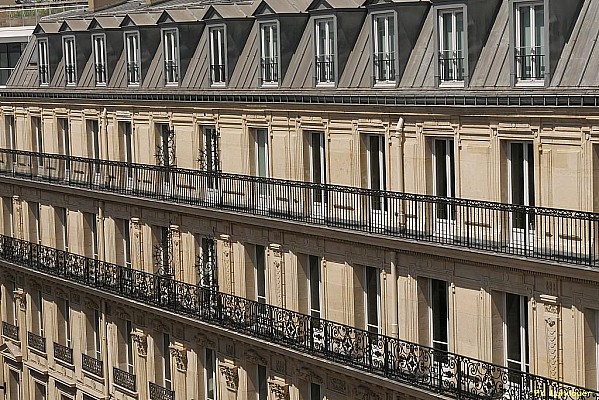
left=55, top=287, right=68, bottom=300
left=327, top=376, right=347, bottom=395
left=545, top=315, right=559, bottom=379
left=296, top=367, right=323, bottom=384
left=13, top=288, right=26, bottom=311
left=169, top=345, right=188, bottom=372
left=83, top=297, right=99, bottom=310
left=245, top=349, right=267, bottom=366
left=130, top=329, right=147, bottom=357
left=268, top=381, right=289, bottom=400
left=219, top=365, right=239, bottom=392
left=151, top=318, right=170, bottom=333
left=544, top=303, right=559, bottom=314
left=114, top=307, right=132, bottom=321
left=192, top=332, right=216, bottom=349
left=354, top=385, right=382, bottom=400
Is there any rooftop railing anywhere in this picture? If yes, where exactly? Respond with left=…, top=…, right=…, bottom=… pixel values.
left=0, top=234, right=596, bottom=400
left=0, top=148, right=598, bottom=269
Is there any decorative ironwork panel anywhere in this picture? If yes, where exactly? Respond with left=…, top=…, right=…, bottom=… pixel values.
left=198, top=128, right=220, bottom=172
left=155, top=126, right=176, bottom=167
left=2, top=321, right=19, bottom=341
left=153, top=227, right=174, bottom=277
left=53, top=342, right=73, bottom=364
left=27, top=331, right=46, bottom=353
left=195, top=237, right=218, bottom=290
left=113, top=367, right=136, bottom=392
left=82, top=353, right=103, bottom=377
left=149, top=382, right=175, bottom=400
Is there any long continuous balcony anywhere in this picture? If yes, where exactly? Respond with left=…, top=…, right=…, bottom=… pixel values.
left=0, top=234, right=595, bottom=400
left=0, top=149, right=598, bottom=268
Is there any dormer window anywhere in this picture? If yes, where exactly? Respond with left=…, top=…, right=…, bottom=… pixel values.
left=125, top=32, right=140, bottom=86
left=209, top=26, right=226, bottom=86
left=373, top=14, right=396, bottom=84
left=260, top=22, right=279, bottom=86
left=163, top=29, right=179, bottom=85
left=438, top=9, right=464, bottom=85
left=63, top=36, right=76, bottom=85
left=515, top=2, right=545, bottom=84
left=92, top=34, right=107, bottom=86
left=315, top=18, right=335, bottom=85
left=38, top=38, right=49, bottom=86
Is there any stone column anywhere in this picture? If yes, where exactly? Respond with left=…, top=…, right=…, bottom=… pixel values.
left=130, top=217, right=143, bottom=270
left=218, top=234, right=233, bottom=295
left=268, top=244, right=285, bottom=308
left=170, top=224, right=182, bottom=278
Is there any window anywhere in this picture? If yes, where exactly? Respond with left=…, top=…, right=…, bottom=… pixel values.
left=58, top=118, right=70, bottom=158
left=205, top=348, right=217, bottom=400
left=257, top=365, right=268, bottom=400
left=256, top=245, right=267, bottom=304
left=162, top=333, right=172, bottom=389
left=198, top=236, right=217, bottom=289
left=163, top=29, right=179, bottom=85
left=87, top=120, right=100, bottom=160
left=373, top=14, right=396, bottom=83
left=433, top=139, right=455, bottom=220
left=2, top=196, right=13, bottom=237
left=310, top=383, right=321, bottom=400
left=154, top=226, right=172, bottom=276
left=123, top=219, right=132, bottom=269
left=92, top=34, right=107, bottom=85
left=32, top=116, right=42, bottom=153
left=8, top=369, right=20, bottom=400
left=255, top=129, right=269, bottom=196
left=0, top=43, right=24, bottom=86
left=156, top=124, right=174, bottom=167
left=83, top=212, right=98, bottom=259
left=34, top=381, right=46, bottom=400
left=515, top=3, right=544, bottom=82
left=126, top=320, right=134, bottom=373
left=5, top=115, right=15, bottom=150
left=438, top=9, right=464, bottom=84
left=509, top=142, right=535, bottom=231
left=59, top=298, right=71, bottom=348
left=94, top=309, right=101, bottom=359
left=125, top=32, right=140, bottom=85
left=63, top=36, right=76, bottom=85
left=36, top=290, right=44, bottom=337
left=309, top=132, right=326, bottom=204
left=29, top=202, right=40, bottom=244
left=505, top=294, right=529, bottom=374
left=367, top=135, right=386, bottom=210
left=315, top=18, right=335, bottom=85
left=260, top=23, right=279, bottom=85
left=57, top=207, right=68, bottom=252
left=209, top=26, right=226, bottom=85
left=38, top=39, right=49, bottom=85
left=308, top=255, right=321, bottom=319
left=430, top=279, right=449, bottom=352
left=365, top=266, right=380, bottom=333
left=201, top=127, right=220, bottom=189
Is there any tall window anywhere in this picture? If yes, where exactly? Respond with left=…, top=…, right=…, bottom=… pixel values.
left=365, top=266, right=380, bottom=333
left=430, top=279, right=449, bottom=352
left=509, top=142, right=535, bottom=230
left=8, top=369, right=20, bottom=400
left=257, top=365, right=268, bottom=400
left=34, top=380, right=46, bottom=400
left=92, top=34, right=107, bottom=85
left=163, top=29, right=179, bottom=85
left=201, top=126, right=220, bottom=185
left=515, top=3, right=544, bottom=82
left=2, top=196, right=13, bottom=237
left=505, top=294, right=529, bottom=374
left=38, top=38, right=49, bottom=85
left=255, top=245, right=267, bottom=304
left=126, top=320, right=134, bottom=373
left=32, top=116, right=42, bottom=153
left=255, top=129, right=269, bottom=196
left=310, top=383, right=321, bottom=400
left=122, top=220, right=132, bottom=269
left=373, top=14, right=396, bottom=83
left=125, top=32, right=140, bottom=85
left=162, top=333, right=172, bottom=389
left=0, top=43, right=24, bottom=86
left=310, top=132, right=326, bottom=204
left=433, top=139, right=455, bottom=220
left=367, top=135, right=386, bottom=210
left=58, top=118, right=70, bottom=157
left=56, top=207, right=68, bottom=252
left=438, top=9, right=464, bottom=83
left=209, top=26, right=226, bottom=86
left=63, top=37, right=76, bottom=85
left=59, top=299, right=71, bottom=348
left=36, top=290, right=44, bottom=337
left=308, top=255, right=321, bottom=319
left=94, top=309, right=101, bottom=359
left=260, top=23, right=279, bottom=85
left=83, top=212, right=98, bottom=259
left=5, top=115, right=15, bottom=150
left=205, top=348, right=217, bottom=400
left=315, top=18, right=335, bottom=85
left=87, top=120, right=100, bottom=160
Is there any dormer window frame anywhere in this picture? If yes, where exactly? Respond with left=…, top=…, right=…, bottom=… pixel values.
left=124, top=30, right=141, bottom=87
left=259, top=20, right=280, bottom=87
left=371, top=10, right=397, bottom=87
left=314, top=16, right=337, bottom=87
left=208, top=24, right=227, bottom=87
left=37, top=37, right=49, bottom=86
left=92, top=33, right=107, bottom=86
left=434, top=4, right=467, bottom=88
left=162, top=27, right=180, bottom=86
left=511, top=0, right=546, bottom=87
left=63, top=35, right=77, bottom=86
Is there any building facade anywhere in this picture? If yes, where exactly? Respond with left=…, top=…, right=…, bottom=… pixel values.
left=0, top=0, right=598, bottom=399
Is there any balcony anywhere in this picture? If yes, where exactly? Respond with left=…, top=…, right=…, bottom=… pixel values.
left=0, top=149, right=598, bottom=269
left=113, top=367, right=136, bottom=392
left=82, top=353, right=103, bottom=377
left=0, top=234, right=595, bottom=400
left=27, top=331, right=46, bottom=353
left=149, top=382, right=175, bottom=400
left=2, top=321, right=18, bottom=341
left=53, top=342, right=73, bottom=365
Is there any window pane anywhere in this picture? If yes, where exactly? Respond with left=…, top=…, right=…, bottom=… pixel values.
left=431, top=279, right=448, bottom=350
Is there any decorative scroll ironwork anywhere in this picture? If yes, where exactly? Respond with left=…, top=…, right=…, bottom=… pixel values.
left=82, top=353, right=103, bottom=377
left=198, top=129, right=219, bottom=172
left=153, top=226, right=173, bottom=277
left=113, top=367, right=136, bottom=392
left=53, top=342, right=73, bottom=364
left=27, top=331, right=46, bottom=353
left=0, top=234, right=597, bottom=400
left=149, top=382, right=175, bottom=400
left=195, top=236, right=218, bottom=290
left=2, top=321, right=19, bottom=341
left=155, top=126, right=176, bottom=167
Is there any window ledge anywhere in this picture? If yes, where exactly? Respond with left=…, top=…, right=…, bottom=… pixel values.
left=83, top=368, right=105, bottom=383
left=261, top=82, right=279, bottom=88
left=439, top=81, right=465, bottom=88
left=373, top=81, right=396, bottom=88
left=515, top=80, right=545, bottom=88
left=316, top=82, right=336, bottom=88
left=113, top=383, right=138, bottom=398
left=211, top=83, right=227, bottom=88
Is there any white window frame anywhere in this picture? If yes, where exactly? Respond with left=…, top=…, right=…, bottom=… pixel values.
left=308, top=255, right=321, bottom=319
left=255, top=128, right=269, bottom=179
left=437, top=8, right=465, bottom=86
left=260, top=21, right=279, bottom=86
left=504, top=293, right=529, bottom=373
left=63, top=36, right=77, bottom=86
left=162, top=28, right=179, bottom=85
left=64, top=298, right=71, bottom=348
left=365, top=266, right=380, bottom=334
left=92, top=34, right=107, bottom=86
left=32, top=116, right=43, bottom=153
left=372, top=13, right=396, bottom=84
left=125, top=320, right=134, bottom=373
left=209, top=25, right=226, bottom=86
left=205, top=348, right=217, bottom=400
left=38, top=38, right=49, bottom=86
left=514, top=1, right=545, bottom=85
left=255, top=245, right=267, bottom=304
left=314, top=17, right=336, bottom=86
left=124, top=31, right=141, bottom=86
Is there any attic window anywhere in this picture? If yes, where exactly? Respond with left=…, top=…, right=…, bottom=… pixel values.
left=209, top=26, right=226, bottom=86
left=514, top=2, right=545, bottom=84
left=125, top=32, right=141, bottom=86
left=163, top=29, right=179, bottom=85
left=63, top=36, right=77, bottom=86
left=92, top=34, right=107, bottom=85
left=373, top=14, right=396, bottom=84
left=260, top=22, right=279, bottom=86
left=38, top=38, right=49, bottom=86
left=438, top=9, right=464, bottom=84
left=315, top=18, right=335, bottom=86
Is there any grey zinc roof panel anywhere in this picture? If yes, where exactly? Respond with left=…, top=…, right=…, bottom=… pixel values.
left=37, top=22, right=61, bottom=34
left=229, top=22, right=258, bottom=88
left=143, top=44, right=164, bottom=88
left=181, top=27, right=209, bottom=88
left=339, top=15, right=369, bottom=88
left=6, top=37, right=36, bottom=87
left=92, top=16, right=125, bottom=29
left=281, top=18, right=312, bottom=88
left=399, top=7, right=434, bottom=88
left=209, top=3, right=253, bottom=19
left=160, top=8, right=204, bottom=23
left=123, top=12, right=161, bottom=26
left=51, top=59, right=65, bottom=86
left=252, top=0, right=309, bottom=14
left=61, top=19, right=90, bottom=32
left=108, top=49, right=127, bottom=87
left=79, top=55, right=95, bottom=87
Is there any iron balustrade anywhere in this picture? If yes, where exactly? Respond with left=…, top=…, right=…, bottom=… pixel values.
left=54, top=342, right=73, bottom=364
left=95, top=64, right=106, bottom=85
left=260, top=57, right=278, bottom=84
left=0, top=235, right=596, bottom=400
left=149, top=382, right=175, bottom=400
left=65, top=65, right=76, bottom=85
left=27, top=331, right=46, bottom=353
left=373, top=53, right=396, bottom=83
left=82, top=353, right=104, bottom=377
left=315, top=57, right=335, bottom=84
left=439, top=51, right=464, bottom=82
left=0, top=149, right=598, bottom=269
left=127, top=62, right=140, bottom=85
left=113, top=367, right=136, bottom=392
left=164, top=61, right=178, bottom=84
left=2, top=321, right=18, bottom=341
left=515, top=48, right=545, bottom=81
left=210, top=64, right=225, bottom=85
left=38, top=65, right=49, bottom=85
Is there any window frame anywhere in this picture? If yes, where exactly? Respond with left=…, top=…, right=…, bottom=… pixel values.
left=371, top=11, right=397, bottom=86
left=37, top=37, right=49, bottom=86
left=255, top=244, right=267, bottom=304
left=314, top=16, right=337, bottom=87
left=365, top=266, right=380, bottom=333
left=161, top=27, right=180, bottom=86
left=429, top=278, right=449, bottom=352
left=259, top=20, right=280, bottom=87
left=205, top=348, right=217, bottom=400
left=308, top=255, right=321, bottom=319
left=62, top=35, right=77, bottom=86
left=124, top=31, right=141, bottom=86
left=435, top=5, right=467, bottom=87
left=92, top=33, right=107, bottom=86
left=504, top=293, right=529, bottom=373
left=208, top=24, right=227, bottom=87
left=512, top=0, right=546, bottom=86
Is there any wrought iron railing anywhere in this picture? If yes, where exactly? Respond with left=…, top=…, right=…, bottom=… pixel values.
left=95, top=64, right=106, bottom=85
left=38, top=65, right=49, bottom=85
left=164, top=61, right=178, bottom=84
left=0, top=149, right=598, bottom=268
left=515, top=47, right=545, bottom=81
left=439, top=51, right=464, bottom=82
left=82, top=353, right=103, bottom=377
left=27, top=331, right=46, bottom=353
left=210, top=64, right=225, bottom=85
left=54, top=342, right=73, bottom=364
left=65, top=65, right=76, bottom=85
left=315, top=57, right=335, bottom=84
left=127, top=62, right=140, bottom=85
left=260, top=57, right=278, bottom=84
left=2, top=321, right=18, bottom=341
left=0, top=235, right=596, bottom=400
left=149, top=382, right=175, bottom=400
left=113, top=367, right=136, bottom=392
left=373, top=53, right=395, bottom=83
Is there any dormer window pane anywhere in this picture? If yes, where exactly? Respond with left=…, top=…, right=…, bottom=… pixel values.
left=260, top=23, right=278, bottom=85
left=163, top=29, right=179, bottom=85
left=373, top=14, right=395, bottom=83
left=63, top=37, right=76, bottom=85
left=125, top=32, right=140, bottom=85
left=209, top=26, right=226, bottom=86
left=38, top=39, right=49, bottom=85
left=515, top=3, right=544, bottom=82
left=93, top=35, right=107, bottom=85
left=315, top=18, right=335, bottom=85
left=438, top=10, right=464, bottom=83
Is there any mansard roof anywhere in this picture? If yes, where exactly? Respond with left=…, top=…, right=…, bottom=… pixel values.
left=88, top=16, right=124, bottom=30
left=58, top=19, right=90, bottom=32
left=120, top=12, right=161, bottom=27
left=157, top=8, right=207, bottom=24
